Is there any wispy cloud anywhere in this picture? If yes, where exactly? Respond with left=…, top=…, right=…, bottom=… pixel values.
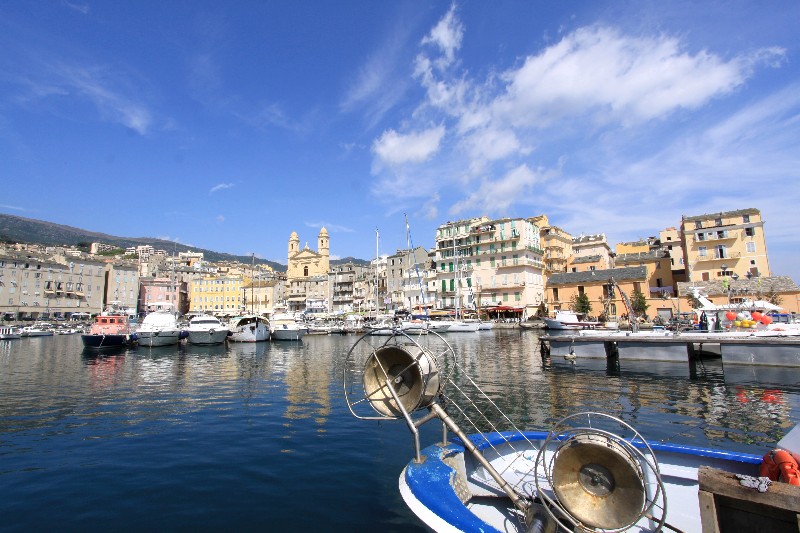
left=304, top=221, right=355, bottom=233
left=62, top=1, right=89, bottom=15
left=340, top=12, right=416, bottom=128
left=215, top=215, right=225, bottom=223
left=0, top=204, right=26, bottom=211
left=209, top=183, right=235, bottom=194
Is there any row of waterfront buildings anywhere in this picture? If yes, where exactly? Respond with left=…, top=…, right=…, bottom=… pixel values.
left=1, top=207, right=798, bottom=322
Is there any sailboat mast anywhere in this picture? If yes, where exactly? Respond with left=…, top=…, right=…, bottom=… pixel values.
left=375, top=228, right=379, bottom=318
left=250, top=253, right=255, bottom=315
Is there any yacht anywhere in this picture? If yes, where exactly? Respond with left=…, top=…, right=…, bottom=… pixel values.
left=21, top=322, right=55, bottom=337
left=137, top=310, right=184, bottom=347
left=228, top=315, right=270, bottom=342
left=186, top=315, right=230, bottom=345
left=270, top=312, right=307, bottom=341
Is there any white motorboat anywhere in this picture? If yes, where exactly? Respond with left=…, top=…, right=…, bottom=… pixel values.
left=542, top=310, right=602, bottom=330
left=186, top=315, right=230, bottom=345
left=344, top=330, right=793, bottom=533
left=438, top=319, right=479, bottom=332
left=0, top=326, right=22, bottom=339
left=20, top=322, right=55, bottom=337
left=137, top=310, right=184, bottom=347
left=228, top=315, right=270, bottom=342
left=270, top=312, right=307, bottom=341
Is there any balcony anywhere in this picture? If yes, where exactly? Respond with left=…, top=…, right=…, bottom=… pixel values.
left=694, top=231, right=737, bottom=242
left=694, top=252, right=742, bottom=262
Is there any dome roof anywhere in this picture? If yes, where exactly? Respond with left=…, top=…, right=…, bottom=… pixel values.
left=318, top=227, right=328, bottom=236
left=289, top=231, right=299, bottom=240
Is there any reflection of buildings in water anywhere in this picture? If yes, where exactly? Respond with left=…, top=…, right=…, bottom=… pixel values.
left=283, top=346, right=331, bottom=425
left=0, top=340, right=15, bottom=357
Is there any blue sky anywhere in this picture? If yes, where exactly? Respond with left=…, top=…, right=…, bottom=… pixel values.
left=1, top=1, right=798, bottom=280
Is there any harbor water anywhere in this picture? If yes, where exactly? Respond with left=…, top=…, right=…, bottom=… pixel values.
left=1, top=330, right=798, bottom=531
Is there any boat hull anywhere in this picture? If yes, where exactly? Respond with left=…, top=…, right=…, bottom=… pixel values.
left=81, top=334, right=132, bottom=348
left=187, top=329, right=229, bottom=345
left=400, top=431, right=761, bottom=533
left=229, top=323, right=270, bottom=342
left=270, top=326, right=306, bottom=341
left=719, top=337, right=800, bottom=366
left=137, top=330, right=183, bottom=347
left=228, top=316, right=270, bottom=342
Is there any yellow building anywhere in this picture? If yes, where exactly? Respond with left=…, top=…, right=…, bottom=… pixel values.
left=532, top=214, right=573, bottom=276
left=681, top=208, right=770, bottom=282
left=546, top=266, right=649, bottom=319
left=614, top=238, right=675, bottom=298
left=286, top=228, right=330, bottom=313
left=189, top=274, right=247, bottom=316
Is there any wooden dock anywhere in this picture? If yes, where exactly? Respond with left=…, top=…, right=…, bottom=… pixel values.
left=699, top=466, right=800, bottom=532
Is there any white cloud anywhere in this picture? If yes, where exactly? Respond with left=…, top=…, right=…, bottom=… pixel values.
left=209, top=183, right=235, bottom=194
left=492, top=26, right=783, bottom=128
left=370, top=5, right=790, bottom=232
left=215, top=215, right=225, bottom=223
left=304, top=221, right=355, bottom=233
left=372, top=125, right=445, bottom=166
left=57, top=64, right=153, bottom=134
left=420, top=3, right=463, bottom=70
left=450, top=164, right=541, bottom=215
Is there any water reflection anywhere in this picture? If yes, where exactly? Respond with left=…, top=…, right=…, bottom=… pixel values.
left=1, top=330, right=799, bottom=531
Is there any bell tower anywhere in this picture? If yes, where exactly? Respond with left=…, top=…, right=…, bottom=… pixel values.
left=318, top=227, right=330, bottom=272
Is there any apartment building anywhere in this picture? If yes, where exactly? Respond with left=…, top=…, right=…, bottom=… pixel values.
left=385, top=247, right=429, bottom=312
left=659, top=227, right=687, bottom=283
left=434, top=216, right=546, bottom=316
left=329, top=262, right=371, bottom=314
left=533, top=214, right=573, bottom=276
left=0, top=249, right=106, bottom=319
left=569, top=234, right=613, bottom=272
left=681, top=208, right=770, bottom=282
left=104, top=260, right=140, bottom=315
left=189, top=275, right=246, bottom=316
left=615, top=238, right=675, bottom=298
left=547, top=266, right=649, bottom=318
left=139, top=276, right=184, bottom=315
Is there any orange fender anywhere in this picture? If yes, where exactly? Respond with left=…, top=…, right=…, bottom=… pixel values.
left=760, top=449, right=800, bottom=486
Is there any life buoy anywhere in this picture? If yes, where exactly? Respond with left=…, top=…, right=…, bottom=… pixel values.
left=759, top=449, right=800, bottom=486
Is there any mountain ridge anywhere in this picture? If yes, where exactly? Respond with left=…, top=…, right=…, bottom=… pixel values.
left=0, top=213, right=370, bottom=272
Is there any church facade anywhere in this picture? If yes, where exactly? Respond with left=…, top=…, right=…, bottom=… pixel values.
left=285, top=228, right=330, bottom=313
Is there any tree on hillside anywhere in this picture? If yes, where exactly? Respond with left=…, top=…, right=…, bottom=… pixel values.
left=570, top=292, right=592, bottom=315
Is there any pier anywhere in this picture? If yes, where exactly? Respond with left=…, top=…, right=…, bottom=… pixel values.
left=540, top=331, right=800, bottom=368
